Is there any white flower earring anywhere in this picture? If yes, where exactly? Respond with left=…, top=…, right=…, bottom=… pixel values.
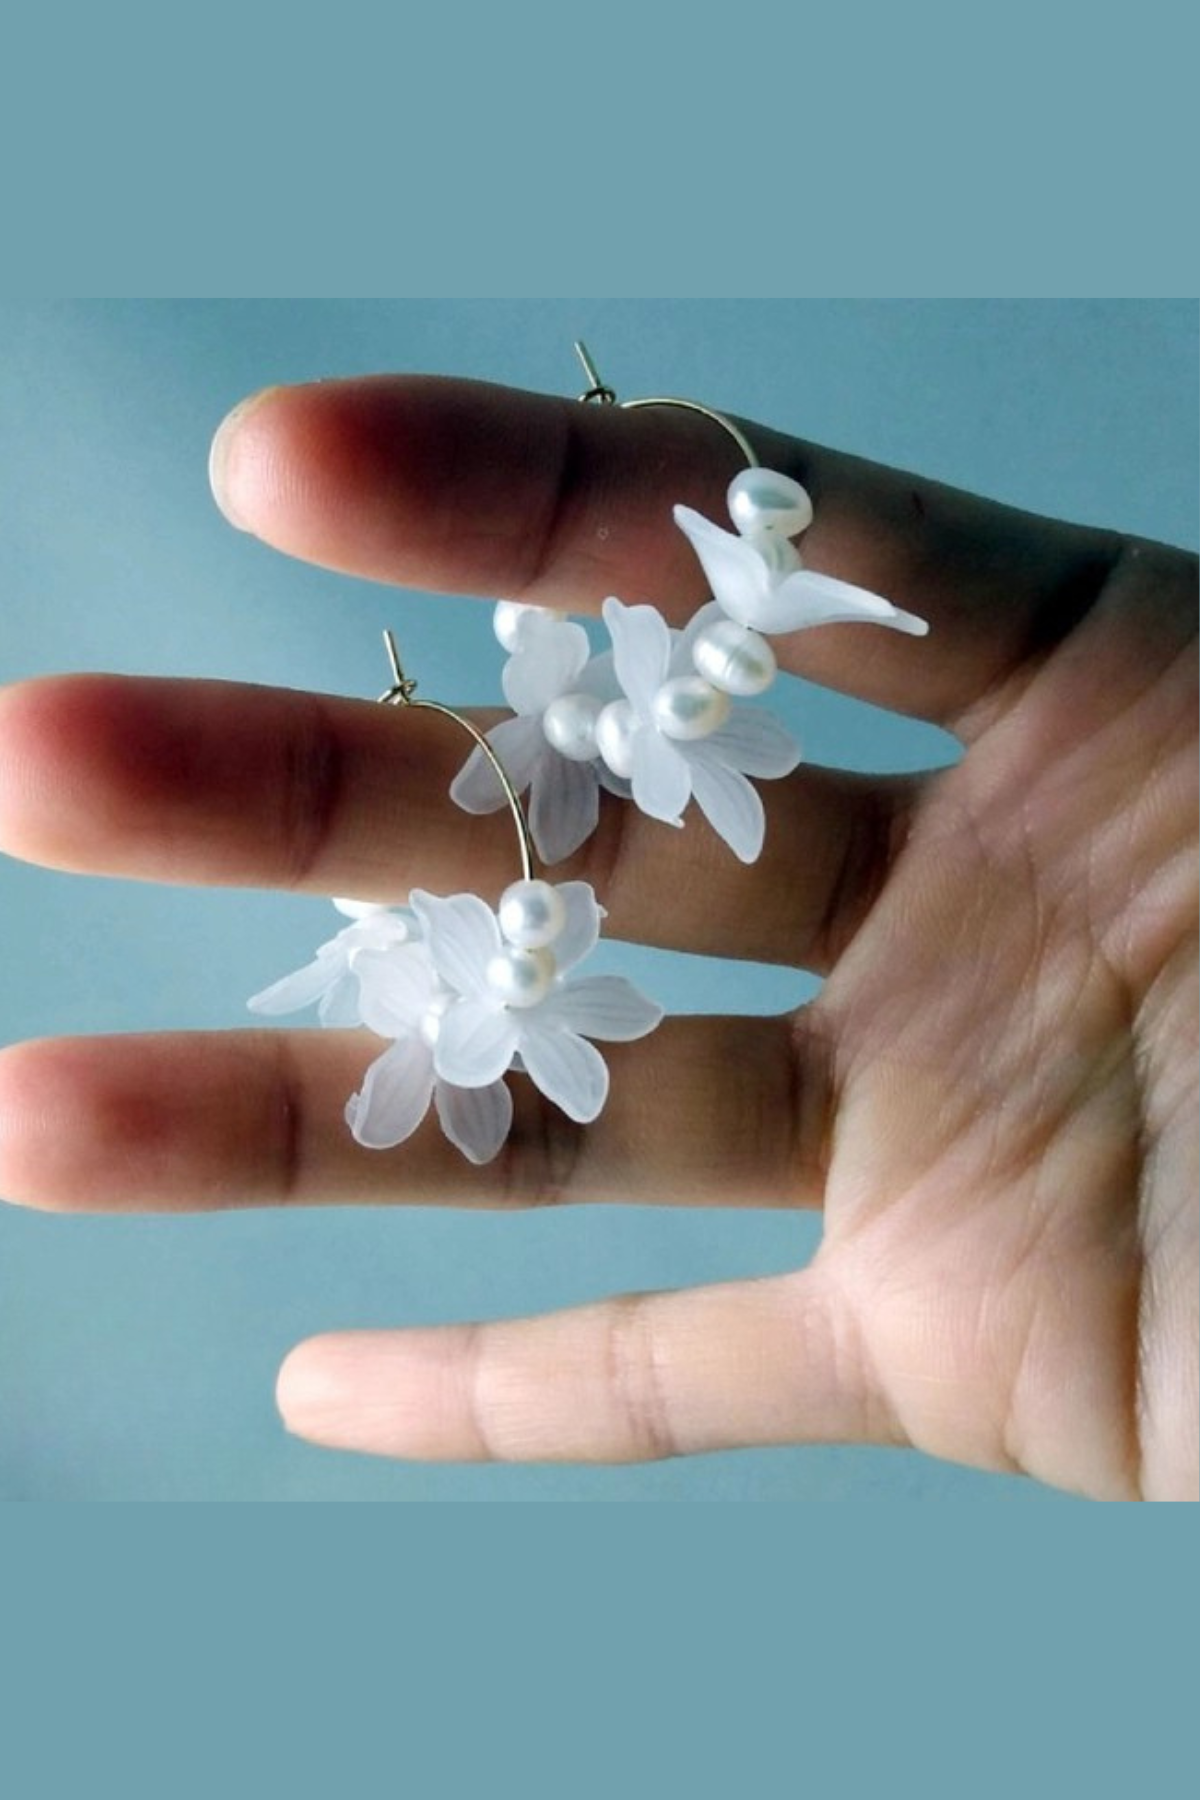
left=249, top=632, right=663, bottom=1165
left=453, top=344, right=929, bottom=865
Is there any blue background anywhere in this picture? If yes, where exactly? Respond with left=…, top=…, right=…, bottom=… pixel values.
left=1, top=300, right=1195, bottom=1500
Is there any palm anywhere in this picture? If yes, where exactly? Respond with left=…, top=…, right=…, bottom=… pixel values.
left=811, top=574, right=1196, bottom=1497
left=0, top=376, right=1194, bottom=1497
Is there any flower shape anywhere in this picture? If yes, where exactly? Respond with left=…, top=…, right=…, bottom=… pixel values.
left=411, top=880, right=662, bottom=1124
left=674, top=467, right=930, bottom=639
left=346, top=939, right=514, bottom=1164
left=247, top=879, right=663, bottom=1163
left=598, top=596, right=802, bottom=862
left=247, top=897, right=416, bottom=1027
left=451, top=608, right=624, bottom=864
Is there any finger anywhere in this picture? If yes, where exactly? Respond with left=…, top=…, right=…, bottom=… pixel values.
left=275, top=1270, right=897, bottom=1461
left=0, top=1017, right=825, bottom=1214
left=209, top=374, right=1128, bottom=727
left=0, top=673, right=918, bottom=970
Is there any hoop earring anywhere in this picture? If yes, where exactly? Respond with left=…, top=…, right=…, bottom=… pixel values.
left=452, top=344, right=929, bottom=866
left=249, top=632, right=663, bottom=1165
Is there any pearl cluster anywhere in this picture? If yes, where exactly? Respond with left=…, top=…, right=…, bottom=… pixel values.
left=484, top=879, right=568, bottom=1009
left=505, top=470, right=813, bottom=781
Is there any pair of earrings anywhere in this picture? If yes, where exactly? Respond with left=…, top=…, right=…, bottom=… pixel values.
left=249, top=347, right=928, bottom=1164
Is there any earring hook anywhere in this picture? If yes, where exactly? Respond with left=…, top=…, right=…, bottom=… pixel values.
left=572, top=340, right=760, bottom=469
left=379, top=630, right=536, bottom=884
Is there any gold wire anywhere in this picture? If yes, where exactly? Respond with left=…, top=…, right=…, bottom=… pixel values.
left=378, top=630, right=536, bottom=884
left=573, top=339, right=760, bottom=469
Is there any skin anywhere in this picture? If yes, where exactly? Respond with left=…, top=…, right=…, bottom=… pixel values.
left=0, top=376, right=1195, bottom=1499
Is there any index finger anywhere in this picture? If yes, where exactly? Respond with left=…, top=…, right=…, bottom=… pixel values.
left=209, top=373, right=1128, bottom=729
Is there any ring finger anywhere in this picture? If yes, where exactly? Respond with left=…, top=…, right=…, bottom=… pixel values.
left=0, top=1016, right=824, bottom=1213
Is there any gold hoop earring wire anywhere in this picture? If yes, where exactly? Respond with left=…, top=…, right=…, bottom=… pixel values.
left=573, top=340, right=760, bottom=471
left=379, top=630, right=536, bottom=884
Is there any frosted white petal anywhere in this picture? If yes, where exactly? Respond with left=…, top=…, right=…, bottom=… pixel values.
left=797, top=570, right=928, bottom=634
left=519, top=1026, right=610, bottom=1123
left=333, top=897, right=386, bottom=919
left=501, top=618, right=591, bottom=714
left=701, top=708, right=802, bottom=778
left=686, top=757, right=765, bottom=863
left=602, top=597, right=672, bottom=714
left=575, top=649, right=621, bottom=704
left=346, top=1040, right=435, bottom=1150
left=318, top=975, right=366, bottom=1029
left=747, top=568, right=931, bottom=636
left=409, top=892, right=502, bottom=999
left=631, top=726, right=691, bottom=824
left=434, top=1078, right=513, bottom=1165
left=247, top=957, right=337, bottom=1016
left=596, top=765, right=633, bottom=799
left=433, top=999, right=520, bottom=1087
left=355, top=909, right=418, bottom=949
left=450, top=716, right=544, bottom=814
left=552, top=881, right=605, bottom=974
left=673, top=506, right=772, bottom=627
left=539, top=975, right=663, bottom=1042
left=352, top=945, right=437, bottom=1036
left=529, top=753, right=601, bottom=865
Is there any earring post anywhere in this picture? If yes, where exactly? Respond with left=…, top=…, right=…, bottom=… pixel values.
left=571, top=343, right=759, bottom=467
left=574, top=339, right=616, bottom=405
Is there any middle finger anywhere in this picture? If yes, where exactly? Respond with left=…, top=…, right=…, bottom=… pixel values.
left=0, top=672, right=918, bottom=970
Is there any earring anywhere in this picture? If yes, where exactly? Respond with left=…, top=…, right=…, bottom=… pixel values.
left=248, top=632, right=663, bottom=1165
left=452, top=344, right=929, bottom=865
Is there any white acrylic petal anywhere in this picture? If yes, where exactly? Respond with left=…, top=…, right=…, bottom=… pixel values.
left=247, top=956, right=336, bottom=1016
left=450, top=716, right=544, bottom=814
left=746, top=568, right=931, bottom=636
left=551, top=881, right=605, bottom=973
left=433, top=998, right=519, bottom=1087
left=355, top=908, right=418, bottom=948
left=673, top=506, right=772, bottom=626
left=519, top=1027, right=610, bottom=1124
left=345, top=1040, right=435, bottom=1150
left=538, top=975, right=664, bottom=1042
left=596, top=765, right=633, bottom=799
left=333, top=897, right=385, bottom=919
left=434, top=1078, right=513, bottom=1165
left=501, top=618, right=591, bottom=714
left=631, top=726, right=691, bottom=825
left=352, top=944, right=437, bottom=1036
left=318, top=974, right=366, bottom=1029
left=409, top=892, right=502, bottom=999
left=528, top=754, right=601, bottom=865
left=701, top=708, right=802, bottom=778
left=575, top=649, right=621, bottom=704
left=686, top=757, right=765, bottom=863
left=602, top=597, right=672, bottom=714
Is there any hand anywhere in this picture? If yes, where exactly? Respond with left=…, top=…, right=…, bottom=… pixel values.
left=0, top=376, right=1195, bottom=1500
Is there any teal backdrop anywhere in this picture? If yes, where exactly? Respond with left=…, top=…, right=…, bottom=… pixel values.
left=1, top=299, right=1195, bottom=1500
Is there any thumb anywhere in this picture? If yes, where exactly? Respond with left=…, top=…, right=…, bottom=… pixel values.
left=275, top=1269, right=892, bottom=1463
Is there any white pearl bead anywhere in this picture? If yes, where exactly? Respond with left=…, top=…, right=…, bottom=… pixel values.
left=493, top=601, right=565, bottom=652
left=497, top=879, right=567, bottom=949
left=594, top=699, right=639, bottom=778
left=691, top=620, right=777, bottom=696
left=651, top=676, right=730, bottom=741
left=727, top=469, right=813, bottom=540
left=485, top=945, right=556, bottom=1009
left=542, top=692, right=603, bottom=761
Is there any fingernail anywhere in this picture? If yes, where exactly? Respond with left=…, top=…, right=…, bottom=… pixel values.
left=208, top=387, right=277, bottom=531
